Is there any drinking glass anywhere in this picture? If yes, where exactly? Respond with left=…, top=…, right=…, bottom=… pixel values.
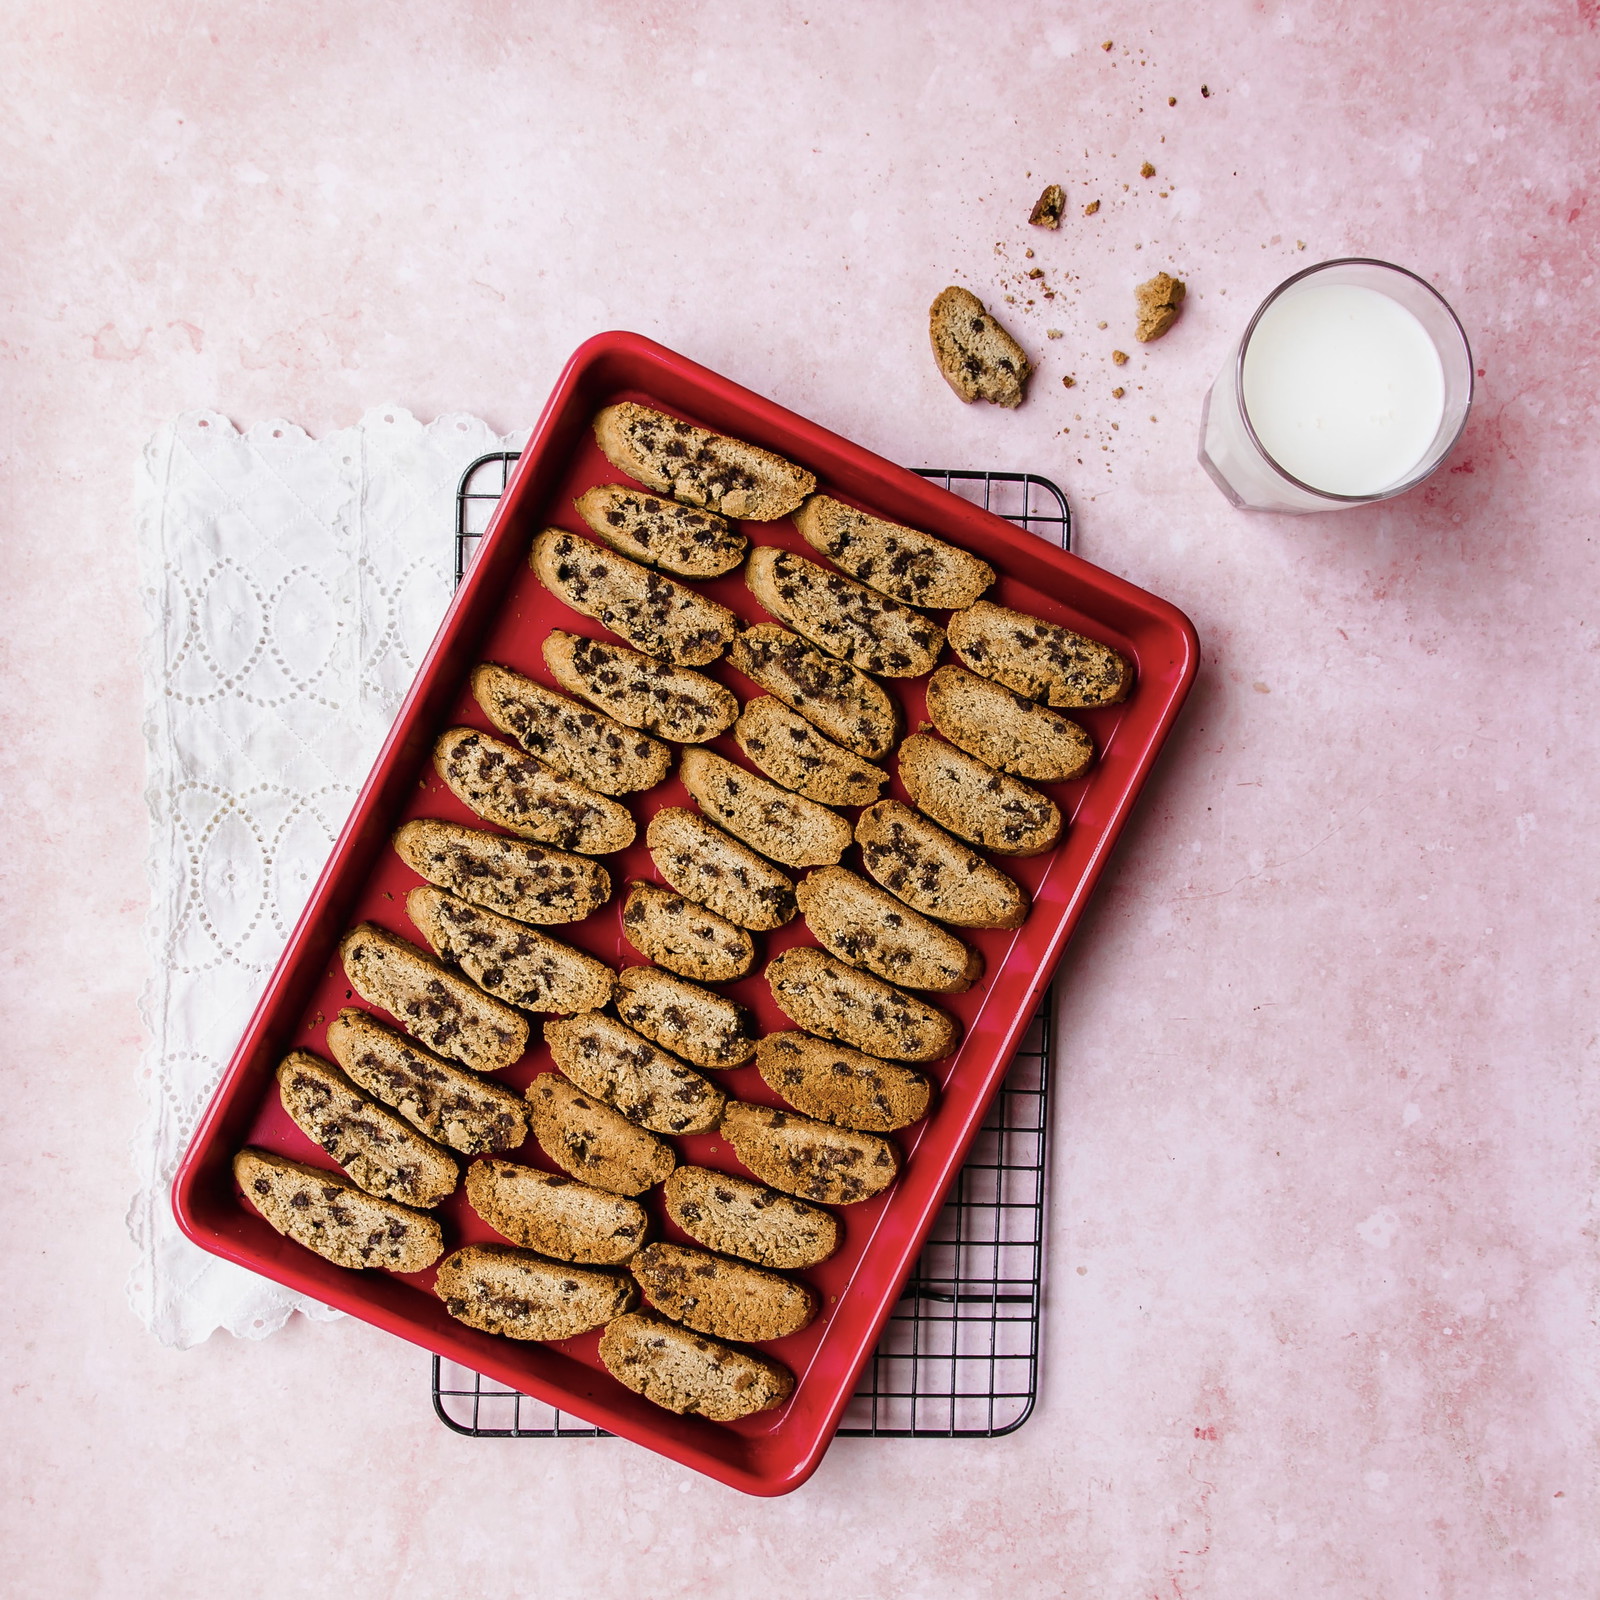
left=1198, top=258, right=1473, bottom=513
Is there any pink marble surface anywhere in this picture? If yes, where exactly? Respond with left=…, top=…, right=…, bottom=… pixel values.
left=3, top=0, right=1598, bottom=1593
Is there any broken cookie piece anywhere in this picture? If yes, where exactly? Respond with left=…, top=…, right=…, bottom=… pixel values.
left=1028, top=184, right=1065, bottom=228
left=928, top=286, right=1031, bottom=408
left=1135, top=271, right=1186, bottom=342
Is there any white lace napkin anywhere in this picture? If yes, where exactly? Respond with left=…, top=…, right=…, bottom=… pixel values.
left=130, top=407, right=525, bottom=1347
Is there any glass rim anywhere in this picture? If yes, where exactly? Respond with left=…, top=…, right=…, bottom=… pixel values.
left=1232, top=256, right=1475, bottom=505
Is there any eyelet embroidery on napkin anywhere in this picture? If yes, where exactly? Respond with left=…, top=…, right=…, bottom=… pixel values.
left=130, top=407, right=525, bottom=1347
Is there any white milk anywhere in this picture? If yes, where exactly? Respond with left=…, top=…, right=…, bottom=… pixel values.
left=1241, top=283, right=1446, bottom=496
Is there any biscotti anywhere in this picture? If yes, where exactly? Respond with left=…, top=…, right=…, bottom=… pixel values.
left=434, top=727, right=636, bottom=853
left=897, top=733, right=1062, bottom=857
left=924, top=664, right=1094, bottom=781
left=755, top=1032, right=933, bottom=1133
left=543, top=630, right=737, bottom=744
left=465, top=1159, right=648, bottom=1265
left=729, top=625, right=900, bottom=760
left=407, top=887, right=616, bottom=1015
left=765, top=946, right=959, bottom=1063
left=544, top=1013, right=726, bottom=1135
left=525, top=1072, right=677, bottom=1195
left=795, top=865, right=982, bottom=993
left=598, top=1310, right=795, bottom=1420
left=393, top=819, right=610, bottom=927
left=574, top=482, right=748, bottom=577
left=621, top=881, right=756, bottom=982
left=646, top=808, right=796, bottom=932
left=276, top=1051, right=459, bottom=1207
left=614, top=965, right=757, bottom=1070
left=855, top=800, right=1030, bottom=930
left=663, top=1165, right=839, bottom=1270
left=947, top=599, right=1132, bottom=708
left=678, top=747, right=850, bottom=870
left=531, top=527, right=736, bottom=666
left=744, top=547, right=945, bottom=678
left=733, top=695, right=888, bottom=808
left=436, top=1243, right=636, bottom=1340
left=233, top=1148, right=444, bottom=1272
left=793, top=494, right=995, bottom=610
left=928, top=285, right=1031, bottom=407
left=630, top=1242, right=817, bottom=1342
left=340, top=923, right=529, bottom=1073
left=472, top=662, right=670, bottom=797
left=720, top=1101, right=901, bottom=1205
left=325, top=1008, right=528, bottom=1155
left=592, top=402, right=815, bottom=521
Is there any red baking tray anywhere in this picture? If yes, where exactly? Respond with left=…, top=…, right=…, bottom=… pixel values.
left=172, top=331, right=1198, bottom=1496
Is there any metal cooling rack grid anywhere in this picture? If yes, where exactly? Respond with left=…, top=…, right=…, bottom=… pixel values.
left=433, top=459, right=1069, bottom=1439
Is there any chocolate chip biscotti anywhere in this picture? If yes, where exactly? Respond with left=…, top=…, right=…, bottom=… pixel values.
left=795, top=865, right=983, bottom=993
left=896, top=733, right=1062, bottom=857
left=233, top=1148, right=444, bottom=1272
left=465, top=1159, right=648, bottom=1265
left=531, top=527, right=737, bottom=666
left=433, top=727, right=637, bottom=854
left=574, top=482, right=748, bottom=577
left=621, top=881, right=757, bottom=983
left=393, top=819, right=610, bottom=927
left=792, top=494, right=995, bottom=610
left=275, top=1050, right=459, bottom=1207
left=854, top=800, right=1030, bottom=930
left=924, top=664, right=1094, bottom=782
left=406, top=886, right=616, bottom=1015
left=592, top=402, right=815, bottom=520
left=340, top=924, right=530, bottom=1072
left=720, top=1101, right=901, bottom=1205
left=677, top=747, right=851, bottom=870
left=744, top=547, right=945, bottom=678
left=326, top=1008, right=528, bottom=1155
left=472, top=663, right=670, bottom=797
left=614, top=965, right=758, bottom=1070
left=663, top=1165, right=839, bottom=1270
left=729, top=625, right=900, bottom=761
left=646, top=807, right=797, bottom=932
left=599, top=1310, right=795, bottom=1420
left=765, top=946, right=959, bottom=1063
left=947, top=599, right=1132, bottom=708
left=543, top=1012, right=727, bottom=1136
left=542, top=630, right=738, bottom=744
left=525, top=1073, right=677, bottom=1195
left=629, top=1241, right=818, bottom=1342
left=733, top=695, right=888, bottom=808
left=754, top=1032, right=933, bottom=1133
left=436, top=1243, right=636, bottom=1340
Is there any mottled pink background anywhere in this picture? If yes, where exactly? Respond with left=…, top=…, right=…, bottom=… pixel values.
left=3, top=1, right=1598, bottom=1595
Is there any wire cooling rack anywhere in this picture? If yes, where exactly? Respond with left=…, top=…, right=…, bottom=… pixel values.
left=433, top=460, right=1070, bottom=1439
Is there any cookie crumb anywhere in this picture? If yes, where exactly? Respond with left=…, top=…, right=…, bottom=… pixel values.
left=1168, top=95, right=1177, bottom=105
left=1046, top=329, right=1063, bottom=339
left=1029, top=184, right=1066, bottom=229
left=1026, top=267, right=1044, bottom=279
left=1084, top=199, right=1101, bottom=216
left=1061, top=375, right=1076, bottom=388
left=1096, top=321, right=1108, bottom=330
left=1101, top=39, right=1113, bottom=49
left=1112, top=350, right=1128, bottom=365
left=1111, top=387, right=1125, bottom=399
left=1201, top=83, right=1211, bottom=97
left=1004, top=293, right=1017, bottom=303
left=1024, top=247, right=1035, bottom=258
left=1134, top=272, right=1186, bottom=342
left=1296, top=239, right=1306, bottom=250
left=1140, top=161, right=1156, bottom=178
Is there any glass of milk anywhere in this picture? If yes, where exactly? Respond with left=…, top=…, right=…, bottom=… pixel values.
left=1199, top=259, right=1472, bottom=513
